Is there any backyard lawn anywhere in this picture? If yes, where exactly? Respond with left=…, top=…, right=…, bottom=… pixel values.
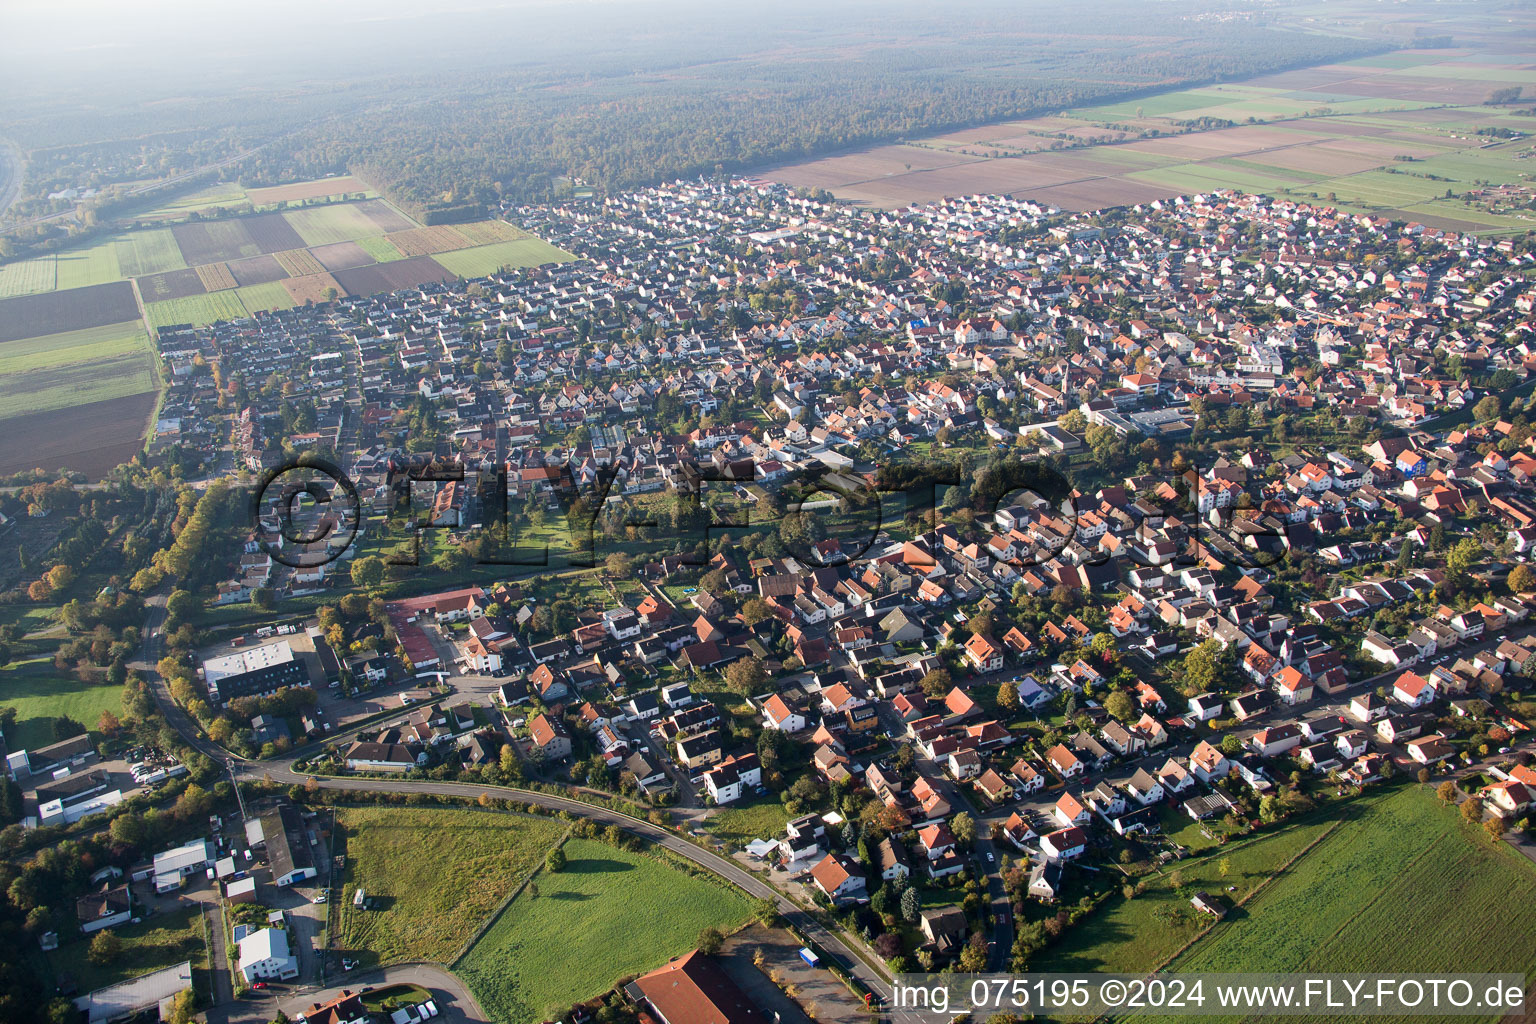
left=48, top=905, right=207, bottom=993
left=336, top=806, right=566, bottom=966
left=701, top=794, right=794, bottom=846
left=456, top=838, right=752, bottom=1022
left=0, top=658, right=125, bottom=750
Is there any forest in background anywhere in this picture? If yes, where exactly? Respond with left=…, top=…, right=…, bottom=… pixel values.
left=2, top=0, right=1392, bottom=232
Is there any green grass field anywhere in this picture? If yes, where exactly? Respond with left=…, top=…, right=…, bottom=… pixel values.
left=457, top=838, right=753, bottom=1022
left=1034, top=812, right=1338, bottom=974
left=141, top=183, right=249, bottom=217
left=0, top=348, right=158, bottom=420
left=337, top=806, right=566, bottom=967
left=0, top=320, right=147, bottom=370
left=356, top=235, right=406, bottom=263
left=53, top=241, right=123, bottom=291
left=431, top=238, right=576, bottom=278
left=284, top=204, right=389, bottom=247
left=47, top=906, right=207, bottom=993
left=700, top=794, right=794, bottom=846
left=0, top=257, right=57, bottom=297
left=1173, top=787, right=1536, bottom=990
left=0, top=658, right=127, bottom=749
left=143, top=291, right=249, bottom=330
left=113, top=229, right=188, bottom=277
left=233, top=281, right=297, bottom=316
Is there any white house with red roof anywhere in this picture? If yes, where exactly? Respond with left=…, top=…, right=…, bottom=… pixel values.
left=760, top=694, right=807, bottom=733
left=1040, top=826, right=1087, bottom=861
left=1392, top=670, right=1435, bottom=708
left=809, top=853, right=867, bottom=905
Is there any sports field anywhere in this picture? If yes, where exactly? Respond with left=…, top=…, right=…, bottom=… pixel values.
left=456, top=838, right=753, bottom=1022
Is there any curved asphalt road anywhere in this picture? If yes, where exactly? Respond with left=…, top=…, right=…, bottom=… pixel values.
left=264, top=964, right=485, bottom=1024
left=132, top=589, right=895, bottom=1009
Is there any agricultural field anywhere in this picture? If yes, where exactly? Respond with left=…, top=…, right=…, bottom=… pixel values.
left=0, top=197, right=570, bottom=313
left=763, top=47, right=1536, bottom=232
left=0, top=175, right=572, bottom=476
left=245, top=175, right=371, bottom=205
left=194, top=261, right=237, bottom=292
left=1170, top=786, right=1536, bottom=991
left=143, top=291, right=249, bottom=331
left=0, top=282, right=138, bottom=343
left=284, top=203, right=394, bottom=247
left=0, top=321, right=150, bottom=379
left=0, top=256, right=56, bottom=297
left=232, top=281, right=296, bottom=315
left=0, top=308, right=158, bottom=475
left=46, top=905, right=207, bottom=993
left=0, top=658, right=127, bottom=750
left=1031, top=808, right=1338, bottom=975
left=335, top=806, right=565, bottom=967
left=114, top=228, right=188, bottom=277
left=433, top=237, right=582, bottom=278
left=0, top=393, right=161, bottom=479
left=456, top=838, right=753, bottom=1023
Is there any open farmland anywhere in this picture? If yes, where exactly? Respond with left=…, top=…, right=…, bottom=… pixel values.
left=227, top=253, right=288, bottom=286
left=309, top=240, right=376, bottom=272
left=282, top=271, right=345, bottom=305
left=114, top=228, right=187, bottom=277
left=1035, top=808, right=1342, bottom=974
left=456, top=838, right=753, bottom=1023
left=1172, top=787, right=1536, bottom=978
left=194, top=261, right=237, bottom=292
left=233, top=281, right=296, bottom=314
left=143, top=290, right=248, bottom=330
left=0, top=321, right=150, bottom=375
left=170, top=219, right=262, bottom=264
left=335, top=806, right=565, bottom=967
left=389, top=225, right=470, bottom=256
left=53, top=240, right=122, bottom=290
left=762, top=47, right=1536, bottom=231
left=0, top=282, right=139, bottom=342
left=241, top=211, right=308, bottom=252
left=284, top=203, right=389, bottom=246
left=332, top=255, right=456, bottom=294
left=0, top=347, right=158, bottom=417
left=0, top=257, right=55, bottom=297
left=357, top=235, right=406, bottom=263
left=432, top=237, right=580, bottom=277
left=355, top=198, right=416, bottom=232
left=245, top=175, right=370, bottom=204
left=0, top=393, right=159, bottom=478
left=0, top=183, right=571, bottom=476
left=274, top=247, right=328, bottom=277
left=137, top=267, right=207, bottom=302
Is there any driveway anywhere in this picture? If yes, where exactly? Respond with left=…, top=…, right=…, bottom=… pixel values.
left=232, top=963, right=486, bottom=1024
